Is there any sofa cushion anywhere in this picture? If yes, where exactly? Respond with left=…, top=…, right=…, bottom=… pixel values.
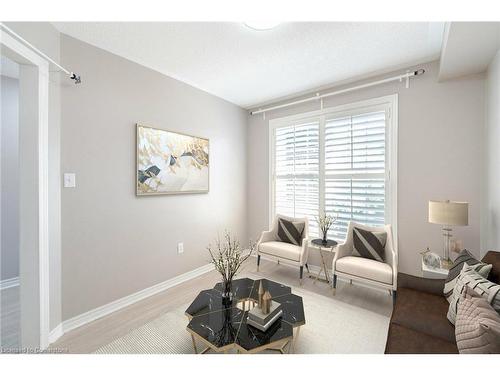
left=455, top=287, right=500, bottom=354
left=259, top=241, right=301, bottom=262
left=385, top=323, right=458, bottom=354
left=444, top=249, right=492, bottom=302
left=447, top=264, right=500, bottom=325
left=335, top=256, right=392, bottom=284
left=392, top=287, right=456, bottom=343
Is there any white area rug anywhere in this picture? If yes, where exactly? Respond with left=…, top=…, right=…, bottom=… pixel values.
left=95, top=286, right=390, bottom=354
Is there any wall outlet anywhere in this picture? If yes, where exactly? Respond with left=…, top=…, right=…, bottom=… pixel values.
left=177, top=242, right=184, bottom=254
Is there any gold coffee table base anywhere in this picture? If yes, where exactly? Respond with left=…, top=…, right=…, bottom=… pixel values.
left=189, top=326, right=302, bottom=354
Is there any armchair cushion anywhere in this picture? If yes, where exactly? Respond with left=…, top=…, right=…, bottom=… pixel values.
left=352, top=226, right=387, bottom=262
left=277, top=217, right=305, bottom=246
left=259, top=241, right=301, bottom=262
left=336, top=256, right=393, bottom=284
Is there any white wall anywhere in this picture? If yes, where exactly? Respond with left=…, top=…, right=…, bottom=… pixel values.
left=248, top=61, right=485, bottom=275
left=483, top=50, right=500, bottom=256
left=1, top=75, right=20, bottom=281
left=60, top=35, right=248, bottom=321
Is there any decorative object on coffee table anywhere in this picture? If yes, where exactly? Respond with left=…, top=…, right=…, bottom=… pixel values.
left=316, top=211, right=337, bottom=244
left=247, top=300, right=283, bottom=332
left=207, top=231, right=255, bottom=301
left=428, top=200, right=468, bottom=267
left=262, top=291, right=272, bottom=314
left=310, top=238, right=337, bottom=283
left=186, top=278, right=305, bottom=354
left=258, top=281, right=264, bottom=306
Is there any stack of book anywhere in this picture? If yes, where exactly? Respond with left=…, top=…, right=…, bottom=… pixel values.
left=247, top=301, right=282, bottom=331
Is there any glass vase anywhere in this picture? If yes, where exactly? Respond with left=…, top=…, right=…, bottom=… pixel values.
left=222, top=280, right=233, bottom=302
left=322, top=231, right=328, bottom=245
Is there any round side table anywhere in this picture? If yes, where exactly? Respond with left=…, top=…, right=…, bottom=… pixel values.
left=309, top=239, right=338, bottom=284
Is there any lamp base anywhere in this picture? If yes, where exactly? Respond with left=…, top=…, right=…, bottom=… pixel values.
left=440, top=258, right=453, bottom=270
left=442, top=227, right=453, bottom=267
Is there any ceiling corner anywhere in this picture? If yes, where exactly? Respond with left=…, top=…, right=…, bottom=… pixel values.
left=438, top=22, right=500, bottom=81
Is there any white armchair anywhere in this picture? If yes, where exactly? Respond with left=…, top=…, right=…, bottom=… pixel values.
left=256, top=215, right=310, bottom=282
left=332, top=221, right=398, bottom=303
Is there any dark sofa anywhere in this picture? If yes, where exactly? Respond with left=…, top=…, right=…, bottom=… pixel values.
left=385, top=251, right=500, bottom=354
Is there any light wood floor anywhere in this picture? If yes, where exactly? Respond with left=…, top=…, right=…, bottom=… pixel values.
left=1, top=285, right=20, bottom=349
left=51, top=258, right=392, bottom=353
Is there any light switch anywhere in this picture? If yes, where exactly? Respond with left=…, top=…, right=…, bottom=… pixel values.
left=177, top=242, right=184, bottom=254
left=64, top=173, right=76, bottom=188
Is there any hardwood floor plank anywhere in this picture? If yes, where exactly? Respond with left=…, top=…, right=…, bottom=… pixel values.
left=1, top=286, right=20, bottom=349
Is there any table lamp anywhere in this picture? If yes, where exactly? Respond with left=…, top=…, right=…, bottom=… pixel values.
left=428, top=200, right=468, bottom=266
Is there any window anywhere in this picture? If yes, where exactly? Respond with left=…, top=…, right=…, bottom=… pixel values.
left=274, top=120, right=320, bottom=235
left=270, top=95, right=397, bottom=242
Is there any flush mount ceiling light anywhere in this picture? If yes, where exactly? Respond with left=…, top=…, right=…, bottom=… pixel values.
left=244, top=21, right=281, bottom=31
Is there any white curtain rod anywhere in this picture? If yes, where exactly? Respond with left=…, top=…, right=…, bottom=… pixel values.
left=250, top=69, right=425, bottom=115
left=0, top=23, right=81, bottom=84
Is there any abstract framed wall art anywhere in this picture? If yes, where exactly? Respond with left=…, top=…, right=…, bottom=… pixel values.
left=136, top=124, right=209, bottom=195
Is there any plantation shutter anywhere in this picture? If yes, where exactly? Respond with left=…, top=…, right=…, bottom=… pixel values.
left=274, top=120, right=320, bottom=236
left=324, top=111, right=386, bottom=241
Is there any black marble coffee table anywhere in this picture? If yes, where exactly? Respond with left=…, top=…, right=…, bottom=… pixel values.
left=185, top=278, right=305, bottom=354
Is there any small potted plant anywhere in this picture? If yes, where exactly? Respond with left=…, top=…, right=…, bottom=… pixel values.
left=207, top=231, right=255, bottom=301
left=316, top=211, right=337, bottom=245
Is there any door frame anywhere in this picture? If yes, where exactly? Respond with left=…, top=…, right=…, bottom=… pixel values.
left=1, top=29, right=50, bottom=349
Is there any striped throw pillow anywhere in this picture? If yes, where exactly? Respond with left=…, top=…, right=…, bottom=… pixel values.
left=277, top=218, right=305, bottom=246
left=352, top=227, right=387, bottom=262
left=447, top=264, right=500, bottom=325
left=443, top=249, right=492, bottom=302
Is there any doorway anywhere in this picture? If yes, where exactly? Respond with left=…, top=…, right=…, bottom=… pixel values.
left=0, top=30, right=50, bottom=351
left=0, top=55, right=20, bottom=349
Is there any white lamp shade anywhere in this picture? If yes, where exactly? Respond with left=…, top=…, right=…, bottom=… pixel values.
left=428, top=200, right=468, bottom=226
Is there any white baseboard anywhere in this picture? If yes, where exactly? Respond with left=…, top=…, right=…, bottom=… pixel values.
left=0, top=276, right=20, bottom=290
left=53, top=263, right=214, bottom=342
left=48, top=323, right=63, bottom=344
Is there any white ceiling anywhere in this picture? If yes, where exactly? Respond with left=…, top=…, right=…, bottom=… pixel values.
left=439, top=22, right=500, bottom=81
left=52, top=22, right=445, bottom=108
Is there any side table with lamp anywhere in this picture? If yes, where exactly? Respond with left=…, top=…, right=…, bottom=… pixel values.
left=427, top=199, right=469, bottom=268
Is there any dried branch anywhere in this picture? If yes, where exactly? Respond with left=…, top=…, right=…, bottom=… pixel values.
left=207, top=230, right=255, bottom=284
left=316, top=211, right=338, bottom=237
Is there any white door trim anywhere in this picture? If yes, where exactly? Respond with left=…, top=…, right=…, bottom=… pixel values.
left=1, top=30, right=50, bottom=349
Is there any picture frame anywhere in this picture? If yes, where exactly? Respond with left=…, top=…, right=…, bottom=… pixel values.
left=136, top=124, right=209, bottom=195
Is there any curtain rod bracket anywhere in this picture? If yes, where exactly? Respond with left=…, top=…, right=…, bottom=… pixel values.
left=70, top=73, right=81, bottom=84
left=1, top=23, right=82, bottom=85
